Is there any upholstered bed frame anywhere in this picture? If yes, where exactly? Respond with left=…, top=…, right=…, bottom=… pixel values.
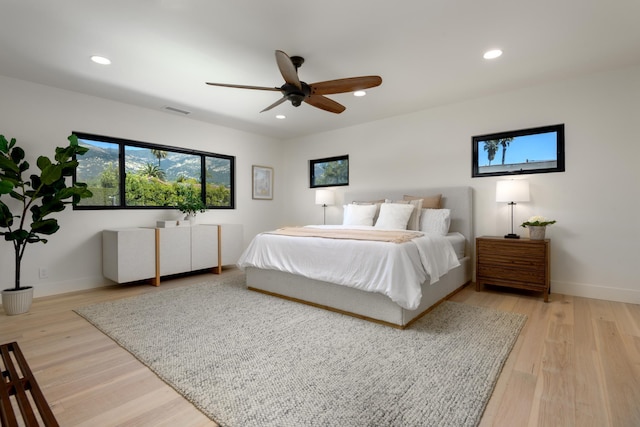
left=246, top=186, right=473, bottom=328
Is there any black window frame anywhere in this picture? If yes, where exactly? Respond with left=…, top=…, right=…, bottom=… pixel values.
left=471, top=124, right=565, bottom=178
left=309, top=154, right=349, bottom=188
left=72, top=132, right=235, bottom=210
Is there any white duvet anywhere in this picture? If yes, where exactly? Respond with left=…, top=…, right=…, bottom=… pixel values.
left=237, top=225, right=461, bottom=310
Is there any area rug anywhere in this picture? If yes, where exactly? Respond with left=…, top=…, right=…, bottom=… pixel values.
left=75, top=272, right=526, bottom=427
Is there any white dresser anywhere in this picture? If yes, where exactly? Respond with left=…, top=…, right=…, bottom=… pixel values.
left=103, top=224, right=243, bottom=285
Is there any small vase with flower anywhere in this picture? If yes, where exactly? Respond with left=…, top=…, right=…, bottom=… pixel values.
left=521, top=216, right=556, bottom=240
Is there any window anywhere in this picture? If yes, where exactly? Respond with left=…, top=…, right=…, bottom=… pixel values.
left=73, top=132, right=235, bottom=209
left=309, top=155, right=349, bottom=188
left=472, top=124, right=565, bottom=178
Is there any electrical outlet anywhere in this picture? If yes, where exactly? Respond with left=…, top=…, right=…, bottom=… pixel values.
left=38, top=267, right=48, bottom=279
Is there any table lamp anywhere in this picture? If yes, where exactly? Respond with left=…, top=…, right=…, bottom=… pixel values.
left=315, top=189, right=335, bottom=225
left=496, top=180, right=530, bottom=239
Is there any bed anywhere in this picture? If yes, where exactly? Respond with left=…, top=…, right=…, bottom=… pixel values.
left=239, top=186, right=473, bottom=328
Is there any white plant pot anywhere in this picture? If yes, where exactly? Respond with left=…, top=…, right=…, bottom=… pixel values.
left=177, top=214, right=195, bottom=226
left=2, top=287, right=34, bottom=315
left=528, top=226, right=546, bottom=240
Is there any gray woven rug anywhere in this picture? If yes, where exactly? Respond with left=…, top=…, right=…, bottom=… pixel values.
left=75, top=272, right=526, bottom=427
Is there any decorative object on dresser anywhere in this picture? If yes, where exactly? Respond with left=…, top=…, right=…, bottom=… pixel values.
left=314, top=189, right=334, bottom=225
left=496, top=179, right=530, bottom=239
left=175, top=186, right=207, bottom=221
left=521, top=215, right=556, bottom=240
left=476, top=236, right=550, bottom=302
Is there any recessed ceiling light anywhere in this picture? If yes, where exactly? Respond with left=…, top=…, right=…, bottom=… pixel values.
left=91, top=55, right=111, bottom=65
left=275, top=114, right=286, bottom=120
left=353, top=91, right=366, bottom=97
left=483, top=49, right=503, bottom=60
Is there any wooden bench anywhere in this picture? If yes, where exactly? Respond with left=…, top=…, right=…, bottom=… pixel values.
left=0, top=342, right=59, bottom=427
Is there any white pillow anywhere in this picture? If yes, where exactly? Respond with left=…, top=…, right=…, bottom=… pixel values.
left=352, top=200, right=384, bottom=223
left=374, top=203, right=415, bottom=230
left=342, top=204, right=377, bottom=226
left=382, top=199, right=423, bottom=230
left=420, top=208, right=451, bottom=235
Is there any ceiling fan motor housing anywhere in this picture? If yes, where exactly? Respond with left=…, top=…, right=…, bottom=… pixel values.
left=281, top=82, right=311, bottom=107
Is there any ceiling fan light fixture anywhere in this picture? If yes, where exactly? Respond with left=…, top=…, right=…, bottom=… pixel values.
left=91, top=55, right=111, bottom=65
left=275, top=114, right=286, bottom=119
left=353, top=91, right=366, bottom=97
left=483, top=49, right=503, bottom=60
left=206, top=50, right=382, bottom=115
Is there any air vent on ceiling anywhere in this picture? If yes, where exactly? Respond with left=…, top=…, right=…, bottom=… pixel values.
left=163, top=106, right=191, bottom=115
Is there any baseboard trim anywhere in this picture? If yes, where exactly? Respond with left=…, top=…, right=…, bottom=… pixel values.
left=33, top=276, right=111, bottom=298
left=552, top=280, right=640, bottom=304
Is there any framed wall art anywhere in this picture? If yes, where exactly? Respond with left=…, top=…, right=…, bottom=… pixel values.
left=472, top=124, right=565, bottom=178
left=252, top=165, right=273, bottom=200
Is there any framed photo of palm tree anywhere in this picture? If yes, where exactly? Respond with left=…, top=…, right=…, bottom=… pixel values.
left=472, top=124, right=565, bottom=178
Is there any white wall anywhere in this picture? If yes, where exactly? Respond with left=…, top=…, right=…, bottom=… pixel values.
left=281, top=65, right=640, bottom=304
left=0, top=75, right=285, bottom=297
left=3, top=65, right=639, bottom=304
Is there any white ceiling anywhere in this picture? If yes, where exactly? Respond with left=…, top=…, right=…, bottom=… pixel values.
left=2, top=0, right=640, bottom=140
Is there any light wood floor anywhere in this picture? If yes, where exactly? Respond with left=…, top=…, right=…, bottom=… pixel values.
left=2, top=271, right=639, bottom=427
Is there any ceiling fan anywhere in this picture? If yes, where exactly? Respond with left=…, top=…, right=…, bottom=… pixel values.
left=206, top=50, right=382, bottom=114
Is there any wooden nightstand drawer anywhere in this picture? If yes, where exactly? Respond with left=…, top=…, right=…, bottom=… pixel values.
left=475, top=236, right=550, bottom=302
left=477, top=240, right=546, bottom=260
left=477, top=265, right=545, bottom=284
left=477, top=253, right=545, bottom=270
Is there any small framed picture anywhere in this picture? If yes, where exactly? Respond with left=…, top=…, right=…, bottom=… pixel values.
left=252, top=165, right=273, bottom=200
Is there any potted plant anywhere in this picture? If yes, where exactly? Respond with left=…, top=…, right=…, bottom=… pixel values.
left=175, top=186, right=207, bottom=222
left=0, top=134, right=92, bottom=315
left=521, top=215, right=556, bottom=240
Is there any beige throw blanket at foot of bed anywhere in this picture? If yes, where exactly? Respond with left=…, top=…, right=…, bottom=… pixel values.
left=267, top=226, right=424, bottom=243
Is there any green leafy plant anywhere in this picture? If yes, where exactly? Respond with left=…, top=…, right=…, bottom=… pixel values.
left=521, top=215, right=556, bottom=228
left=0, top=134, right=93, bottom=291
left=176, top=185, right=206, bottom=217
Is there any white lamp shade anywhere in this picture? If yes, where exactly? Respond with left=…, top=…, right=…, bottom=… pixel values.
left=496, top=180, right=530, bottom=202
left=315, top=189, right=335, bottom=206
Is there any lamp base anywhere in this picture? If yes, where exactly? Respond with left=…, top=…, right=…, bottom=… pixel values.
left=504, top=233, right=520, bottom=239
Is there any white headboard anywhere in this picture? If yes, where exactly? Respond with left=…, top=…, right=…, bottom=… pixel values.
left=344, top=186, right=474, bottom=257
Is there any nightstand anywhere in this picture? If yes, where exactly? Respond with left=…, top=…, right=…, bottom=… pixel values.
left=475, top=236, right=550, bottom=302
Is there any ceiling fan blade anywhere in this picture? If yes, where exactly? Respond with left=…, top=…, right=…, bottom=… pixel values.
left=206, top=82, right=281, bottom=91
left=310, top=76, right=382, bottom=95
left=260, top=96, right=288, bottom=113
left=304, top=95, right=346, bottom=114
left=275, top=50, right=302, bottom=90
